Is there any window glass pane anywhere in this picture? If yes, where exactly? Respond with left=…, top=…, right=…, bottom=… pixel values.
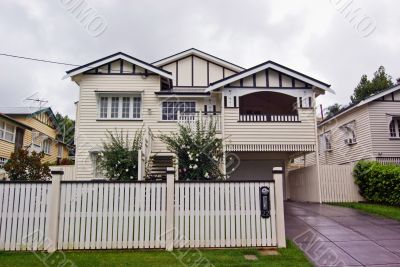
left=5, top=124, right=14, bottom=133
left=0, top=121, right=4, bottom=130
left=390, top=120, right=396, bottom=137
left=0, top=129, right=3, bottom=139
left=122, top=97, right=130, bottom=118
left=111, top=97, right=119, bottom=118
left=100, top=97, right=108, bottom=118
left=4, top=132, right=14, bottom=142
left=132, top=97, right=141, bottom=118
left=162, top=101, right=196, bottom=120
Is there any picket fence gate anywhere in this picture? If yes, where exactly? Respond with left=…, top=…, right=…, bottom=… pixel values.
left=0, top=168, right=286, bottom=251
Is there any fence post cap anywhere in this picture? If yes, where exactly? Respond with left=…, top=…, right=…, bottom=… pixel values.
left=272, top=167, right=283, bottom=174
left=51, top=170, right=64, bottom=175
left=166, top=167, right=175, bottom=174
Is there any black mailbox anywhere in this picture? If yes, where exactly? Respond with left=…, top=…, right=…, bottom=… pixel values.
left=260, top=186, right=271, bottom=218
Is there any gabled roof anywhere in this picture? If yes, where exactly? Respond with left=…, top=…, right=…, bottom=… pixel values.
left=152, top=48, right=245, bottom=72
left=64, top=52, right=173, bottom=79
left=0, top=106, right=60, bottom=131
left=319, top=84, right=400, bottom=126
left=206, top=60, right=333, bottom=93
left=0, top=113, right=32, bottom=130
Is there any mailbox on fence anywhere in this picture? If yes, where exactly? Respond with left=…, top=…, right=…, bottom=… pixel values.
left=260, top=186, right=271, bottom=218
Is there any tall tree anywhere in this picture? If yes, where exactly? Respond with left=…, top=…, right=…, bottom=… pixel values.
left=55, top=113, right=75, bottom=146
left=325, top=103, right=342, bottom=118
left=350, top=66, right=393, bottom=103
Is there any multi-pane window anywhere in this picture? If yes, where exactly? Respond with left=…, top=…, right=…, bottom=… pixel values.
left=320, top=131, right=332, bottom=151
left=0, top=120, right=15, bottom=143
left=111, top=97, right=119, bottom=118
left=98, top=95, right=142, bottom=119
left=133, top=97, right=141, bottom=119
left=42, top=139, right=52, bottom=154
left=162, top=101, right=196, bottom=120
left=100, top=97, right=108, bottom=118
left=389, top=117, right=400, bottom=138
left=122, top=97, right=130, bottom=118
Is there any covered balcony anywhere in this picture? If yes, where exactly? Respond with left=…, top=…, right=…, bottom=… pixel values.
left=238, top=91, right=299, bottom=122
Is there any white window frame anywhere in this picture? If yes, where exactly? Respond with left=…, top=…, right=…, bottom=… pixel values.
left=97, top=94, right=142, bottom=120
left=42, top=138, right=52, bottom=155
left=389, top=117, right=400, bottom=139
left=161, top=101, right=196, bottom=121
left=340, top=121, right=357, bottom=145
left=0, top=120, right=16, bottom=143
left=320, top=131, right=332, bottom=152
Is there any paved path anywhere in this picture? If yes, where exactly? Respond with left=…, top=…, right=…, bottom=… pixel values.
left=285, top=202, right=400, bottom=267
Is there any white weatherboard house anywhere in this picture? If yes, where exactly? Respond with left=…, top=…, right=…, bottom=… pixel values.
left=66, top=48, right=333, bottom=189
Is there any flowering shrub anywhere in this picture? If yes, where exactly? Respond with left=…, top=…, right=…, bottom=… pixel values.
left=160, top=119, right=223, bottom=180
left=98, top=130, right=142, bottom=180
left=4, top=149, right=51, bottom=181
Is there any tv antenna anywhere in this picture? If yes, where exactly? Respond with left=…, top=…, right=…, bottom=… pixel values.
left=24, top=93, right=48, bottom=109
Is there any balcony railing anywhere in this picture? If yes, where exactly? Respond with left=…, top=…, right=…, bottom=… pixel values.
left=177, top=111, right=222, bottom=131
left=239, top=114, right=300, bottom=122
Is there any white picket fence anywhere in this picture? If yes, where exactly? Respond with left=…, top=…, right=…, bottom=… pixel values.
left=0, top=182, right=51, bottom=251
left=288, top=164, right=364, bottom=203
left=0, top=168, right=286, bottom=251
left=174, top=181, right=277, bottom=248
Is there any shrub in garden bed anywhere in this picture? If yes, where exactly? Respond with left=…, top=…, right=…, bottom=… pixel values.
left=354, top=160, right=400, bottom=205
left=97, top=130, right=142, bottom=180
left=160, top=120, right=223, bottom=180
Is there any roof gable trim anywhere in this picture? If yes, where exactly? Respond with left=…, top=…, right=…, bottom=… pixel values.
left=64, top=53, right=173, bottom=79
left=206, top=61, right=333, bottom=93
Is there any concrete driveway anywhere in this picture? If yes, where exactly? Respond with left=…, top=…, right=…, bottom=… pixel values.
left=285, top=202, right=400, bottom=267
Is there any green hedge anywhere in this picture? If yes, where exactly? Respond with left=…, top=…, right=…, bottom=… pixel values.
left=354, top=160, right=400, bottom=205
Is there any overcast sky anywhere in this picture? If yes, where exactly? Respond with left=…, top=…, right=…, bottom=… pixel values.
left=0, top=0, right=399, bottom=118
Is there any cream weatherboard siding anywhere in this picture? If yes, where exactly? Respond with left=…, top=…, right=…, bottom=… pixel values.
left=223, top=108, right=316, bottom=147
left=368, top=100, right=400, bottom=158
left=318, top=105, right=374, bottom=165
left=74, top=74, right=213, bottom=179
left=159, top=55, right=238, bottom=87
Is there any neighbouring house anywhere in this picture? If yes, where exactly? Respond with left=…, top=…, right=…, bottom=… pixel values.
left=298, top=84, right=400, bottom=166
left=0, top=107, right=70, bottom=167
left=66, top=48, right=333, bottom=192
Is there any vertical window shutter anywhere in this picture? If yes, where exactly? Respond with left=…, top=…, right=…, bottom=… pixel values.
left=213, top=105, right=216, bottom=115
left=204, top=105, right=208, bottom=115
left=224, top=96, right=227, bottom=107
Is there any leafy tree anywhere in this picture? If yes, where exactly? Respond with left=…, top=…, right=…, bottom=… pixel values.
left=55, top=112, right=75, bottom=147
left=350, top=66, right=394, bottom=103
left=325, top=103, right=342, bottom=118
left=160, top=119, right=223, bottom=180
left=4, top=149, right=51, bottom=181
left=98, top=130, right=142, bottom=180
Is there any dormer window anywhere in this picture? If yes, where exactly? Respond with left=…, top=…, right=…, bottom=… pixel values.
left=389, top=117, right=400, bottom=138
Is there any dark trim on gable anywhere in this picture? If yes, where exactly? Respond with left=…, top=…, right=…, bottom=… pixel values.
left=292, top=78, right=295, bottom=87
left=240, top=79, right=243, bottom=87
left=191, top=56, right=194, bottom=87
left=66, top=52, right=172, bottom=75
left=120, top=60, right=123, bottom=74
left=265, top=69, right=269, bottom=87
left=207, top=61, right=210, bottom=85
left=253, top=74, right=256, bottom=87
left=278, top=73, right=282, bottom=87
left=176, top=61, right=179, bottom=86
left=107, top=63, right=111, bottom=73
left=209, top=60, right=331, bottom=88
left=152, top=48, right=245, bottom=70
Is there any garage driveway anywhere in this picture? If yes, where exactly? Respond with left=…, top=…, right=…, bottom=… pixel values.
left=285, top=202, right=400, bottom=267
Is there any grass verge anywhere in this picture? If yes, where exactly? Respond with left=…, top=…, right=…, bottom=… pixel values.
left=0, top=240, right=311, bottom=267
left=332, top=202, right=400, bottom=221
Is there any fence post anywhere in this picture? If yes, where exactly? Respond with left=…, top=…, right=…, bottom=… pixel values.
left=47, top=170, right=63, bottom=252
left=165, top=167, right=175, bottom=251
left=273, top=167, right=286, bottom=248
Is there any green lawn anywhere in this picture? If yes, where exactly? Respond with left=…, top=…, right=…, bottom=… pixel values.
left=0, top=240, right=311, bottom=267
left=332, top=202, right=400, bottom=221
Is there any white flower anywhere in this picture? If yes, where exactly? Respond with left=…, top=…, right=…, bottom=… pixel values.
left=205, top=172, right=209, bottom=178
left=125, top=169, right=129, bottom=172
left=195, top=158, right=198, bottom=162
left=193, top=164, right=198, bottom=169
left=99, top=152, right=103, bottom=156
left=189, top=165, right=193, bottom=169
left=130, top=176, right=133, bottom=179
